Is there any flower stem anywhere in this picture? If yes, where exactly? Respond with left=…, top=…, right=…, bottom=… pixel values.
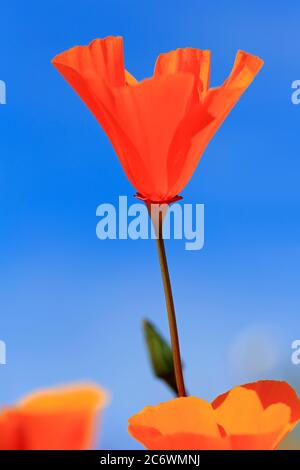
left=155, top=211, right=186, bottom=397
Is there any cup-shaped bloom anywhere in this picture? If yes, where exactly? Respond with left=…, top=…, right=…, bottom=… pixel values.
left=52, top=37, right=263, bottom=203
left=0, top=383, right=107, bottom=450
left=128, top=380, right=300, bottom=450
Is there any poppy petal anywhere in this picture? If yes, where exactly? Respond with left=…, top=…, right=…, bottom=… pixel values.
left=154, top=48, right=211, bottom=96
left=229, top=430, right=290, bottom=450
left=125, top=70, right=138, bottom=86
left=205, top=50, right=264, bottom=121
left=52, top=37, right=126, bottom=87
left=113, top=73, right=196, bottom=200
left=243, top=380, right=300, bottom=422
left=16, top=383, right=107, bottom=450
left=213, top=380, right=300, bottom=422
left=51, top=37, right=125, bottom=131
left=52, top=38, right=143, bottom=189
left=214, top=387, right=265, bottom=434
left=130, top=397, right=219, bottom=435
left=212, top=380, right=299, bottom=449
left=128, top=427, right=229, bottom=450
left=167, top=51, right=263, bottom=197
left=0, top=411, right=21, bottom=450
left=128, top=397, right=222, bottom=449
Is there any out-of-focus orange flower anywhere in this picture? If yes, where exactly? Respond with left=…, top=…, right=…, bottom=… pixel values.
left=128, top=380, right=300, bottom=450
left=52, top=37, right=263, bottom=203
left=0, top=383, right=107, bottom=450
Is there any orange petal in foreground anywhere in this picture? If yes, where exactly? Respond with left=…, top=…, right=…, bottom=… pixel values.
left=128, top=380, right=300, bottom=450
left=0, top=383, right=107, bottom=450
left=52, top=37, right=263, bottom=203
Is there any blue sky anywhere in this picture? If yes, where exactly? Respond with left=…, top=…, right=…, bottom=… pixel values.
left=1, top=0, right=300, bottom=449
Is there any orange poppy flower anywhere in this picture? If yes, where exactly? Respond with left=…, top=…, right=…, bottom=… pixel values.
left=128, top=380, right=300, bottom=450
left=0, top=383, right=107, bottom=450
left=52, top=37, right=263, bottom=203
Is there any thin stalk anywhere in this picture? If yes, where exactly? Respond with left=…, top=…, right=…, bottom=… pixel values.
left=154, top=210, right=186, bottom=397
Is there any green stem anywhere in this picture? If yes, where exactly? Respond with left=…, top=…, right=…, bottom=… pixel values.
left=154, top=211, right=186, bottom=397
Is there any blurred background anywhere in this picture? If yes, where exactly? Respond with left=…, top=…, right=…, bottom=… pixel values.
left=0, top=0, right=300, bottom=449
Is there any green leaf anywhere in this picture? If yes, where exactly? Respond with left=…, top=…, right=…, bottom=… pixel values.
left=143, top=319, right=179, bottom=395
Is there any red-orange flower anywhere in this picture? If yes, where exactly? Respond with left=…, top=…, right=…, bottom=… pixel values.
left=128, top=380, right=300, bottom=450
left=52, top=37, right=263, bottom=203
left=0, top=383, right=107, bottom=450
